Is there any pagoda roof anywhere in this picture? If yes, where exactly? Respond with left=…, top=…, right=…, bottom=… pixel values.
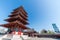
left=8, top=12, right=28, bottom=20
left=0, top=21, right=28, bottom=29
left=12, top=6, right=28, bottom=17
left=11, top=11, right=28, bottom=17
left=5, top=15, right=29, bottom=24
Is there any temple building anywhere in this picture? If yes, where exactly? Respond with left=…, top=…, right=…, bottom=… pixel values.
left=0, top=6, right=29, bottom=34
left=0, top=6, right=38, bottom=37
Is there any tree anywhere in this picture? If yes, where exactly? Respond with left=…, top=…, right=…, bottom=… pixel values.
left=47, top=30, right=55, bottom=34
left=40, top=29, right=47, bottom=34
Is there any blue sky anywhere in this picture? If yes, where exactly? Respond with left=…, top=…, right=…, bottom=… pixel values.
left=0, top=0, right=60, bottom=32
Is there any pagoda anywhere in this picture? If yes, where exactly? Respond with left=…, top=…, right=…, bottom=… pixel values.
left=0, top=6, right=29, bottom=34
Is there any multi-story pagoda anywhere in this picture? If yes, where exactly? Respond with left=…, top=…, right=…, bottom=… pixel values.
left=0, top=6, right=29, bottom=34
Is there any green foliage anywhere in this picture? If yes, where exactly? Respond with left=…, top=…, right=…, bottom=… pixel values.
left=40, top=29, right=55, bottom=34
left=47, top=30, right=55, bottom=34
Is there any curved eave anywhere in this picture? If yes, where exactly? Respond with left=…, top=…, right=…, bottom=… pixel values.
left=8, top=13, right=28, bottom=20
left=14, top=6, right=27, bottom=14
left=11, top=11, right=28, bottom=17
left=5, top=15, right=29, bottom=24
left=13, top=6, right=28, bottom=17
left=0, top=21, right=28, bottom=29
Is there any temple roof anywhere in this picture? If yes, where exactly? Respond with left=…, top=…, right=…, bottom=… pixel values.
left=8, top=12, right=28, bottom=20
left=0, top=6, right=29, bottom=31
left=0, top=21, right=28, bottom=29
left=5, top=15, right=29, bottom=24
left=12, top=6, right=28, bottom=17
left=11, top=11, right=28, bottom=17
